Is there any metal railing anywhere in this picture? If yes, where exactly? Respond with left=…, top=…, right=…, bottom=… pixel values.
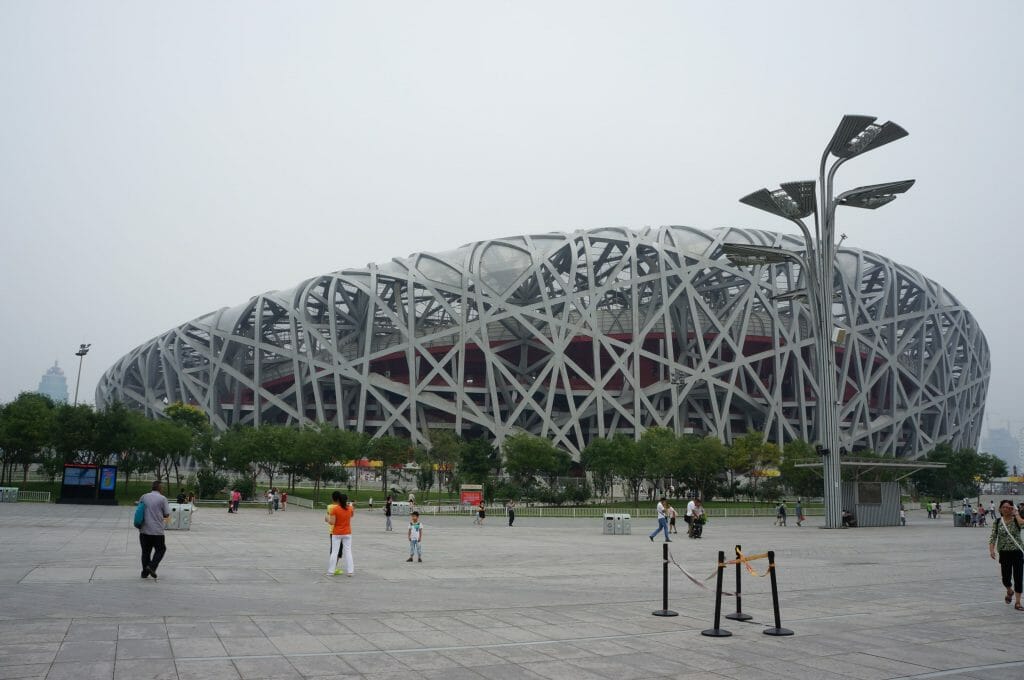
left=15, top=490, right=51, bottom=503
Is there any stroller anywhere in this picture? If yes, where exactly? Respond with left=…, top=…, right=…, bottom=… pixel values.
left=690, top=515, right=705, bottom=538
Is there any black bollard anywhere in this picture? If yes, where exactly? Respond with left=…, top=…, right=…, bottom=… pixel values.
left=763, top=550, right=794, bottom=636
left=725, top=544, right=752, bottom=622
left=701, top=550, right=732, bottom=637
left=652, top=542, right=678, bottom=616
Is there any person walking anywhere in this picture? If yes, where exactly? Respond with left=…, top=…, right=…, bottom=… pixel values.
left=473, top=500, right=486, bottom=526
left=668, top=503, right=678, bottom=534
left=685, top=497, right=697, bottom=537
left=407, top=511, right=424, bottom=562
left=989, top=499, right=1024, bottom=610
left=649, top=497, right=671, bottom=542
left=795, top=499, right=804, bottom=527
left=384, top=495, right=393, bottom=531
left=326, top=493, right=355, bottom=577
left=776, top=501, right=787, bottom=527
left=506, top=499, right=516, bottom=527
left=138, top=481, right=171, bottom=579
left=280, top=491, right=287, bottom=511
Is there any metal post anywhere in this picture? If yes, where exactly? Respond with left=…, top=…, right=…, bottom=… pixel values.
left=725, top=544, right=752, bottom=621
left=73, top=344, right=90, bottom=406
left=763, top=550, right=793, bottom=636
left=652, top=542, right=678, bottom=617
left=701, top=550, right=732, bottom=637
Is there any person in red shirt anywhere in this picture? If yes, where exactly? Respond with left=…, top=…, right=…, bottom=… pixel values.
left=326, top=493, right=355, bottom=576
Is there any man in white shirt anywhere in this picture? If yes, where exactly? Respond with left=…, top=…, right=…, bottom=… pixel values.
left=138, top=481, right=171, bottom=579
left=648, top=497, right=671, bottom=542
left=685, top=498, right=697, bottom=537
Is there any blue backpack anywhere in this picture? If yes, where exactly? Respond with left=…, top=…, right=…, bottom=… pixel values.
left=133, top=500, right=146, bottom=529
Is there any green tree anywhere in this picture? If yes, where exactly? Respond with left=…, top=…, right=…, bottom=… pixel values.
left=369, top=434, right=410, bottom=493
left=428, top=429, right=464, bottom=500
left=728, top=430, right=781, bottom=502
left=297, top=425, right=357, bottom=504
left=581, top=436, right=622, bottom=500
left=0, top=392, right=56, bottom=484
left=51, top=403, right=98, bottom=465
left=503, top=434, right=569, bottom=488
left=459, top=437, right=495, bottom=485
left=164, top=402, right=213, bottom=486
left=676, top=435, right=728, bottom=500
left=777, top=439, right=822, bottom=499
left=915, top=444, right=1003, bottom=502
left=636, top=427, right=678, bottom=494
left=609, top=435, right=648, bottom=506
left=135, top=418, right=192, bottom=485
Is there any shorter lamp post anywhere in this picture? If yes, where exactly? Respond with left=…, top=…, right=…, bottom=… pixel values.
left=73, top=343, right=91, bottom=406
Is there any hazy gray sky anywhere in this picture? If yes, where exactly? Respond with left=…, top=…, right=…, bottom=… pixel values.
left=2, top=2, right=1022, bottom=438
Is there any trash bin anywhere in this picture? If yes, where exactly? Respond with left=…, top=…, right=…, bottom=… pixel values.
left=620, top=513, right=631, bottom=535
left=178, top=504, right=193, bottom=531
left=953, top=513, right=966, bottom=527
left=604, top=514, right=615, bottom=535
left=167, top=503, right=182, bottom=530
left=612, top=514, right=624, bottom=534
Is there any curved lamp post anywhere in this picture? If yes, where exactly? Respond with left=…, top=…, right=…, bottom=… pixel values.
left=727, top=115, right=915, bottom=529
left=73, top=343, right=91, bottom=406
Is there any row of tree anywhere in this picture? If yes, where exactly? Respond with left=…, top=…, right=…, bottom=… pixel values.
left=0, top=391, right=1008, bottom=504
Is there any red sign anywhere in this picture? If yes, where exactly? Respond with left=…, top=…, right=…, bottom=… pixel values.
left=460, top=490, right=482, bottom=505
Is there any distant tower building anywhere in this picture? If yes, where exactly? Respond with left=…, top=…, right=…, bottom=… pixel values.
left=1018, top=428, right=1024, bottom=478
left=37, top=361, right=68, bottom=404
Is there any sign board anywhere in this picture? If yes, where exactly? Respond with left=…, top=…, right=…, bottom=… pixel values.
left=460, top=484, right=483, bottom=505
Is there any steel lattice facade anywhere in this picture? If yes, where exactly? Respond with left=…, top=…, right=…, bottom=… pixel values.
left=97, top=226, right=989, bottom=459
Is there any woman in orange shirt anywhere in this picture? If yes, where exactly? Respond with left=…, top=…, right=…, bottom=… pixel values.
left=326, top=493, right=355, bottom=576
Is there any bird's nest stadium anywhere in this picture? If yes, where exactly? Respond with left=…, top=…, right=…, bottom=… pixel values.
left=97, top=226, right=989, bottom=458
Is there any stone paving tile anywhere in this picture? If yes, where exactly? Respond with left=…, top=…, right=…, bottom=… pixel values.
left=0, top=624, right=68, bottom=646
left=569, top=654, right=655, bottom=680
left=0, top=664, right=49, bottom=679
left=230, top=656, right=299, bottom=679
left=0, top=643, right=59, bottom=666
left=168, top=637, right=228, bottom=658
left=437, top=646, right=510, bottom=667
left=313, top=635, right=377, bottom=653
left=174, top=658, right=240, bottom=680
left=283, top=654, right=354, bottom=677
left=268, top=635, right=330, bottom=655
left=389, top=649, right=463, bottom=671
left=213, top=622, right=265, bottom=638
left=20, top=568, right=92, bottom=584
left=54, top=640, right=116, bottom=663
left=117, top=623, right=167, bottom=640
left=220, top=637, right=276, bottom=657
left=44, top=660, right=114, bottom=680
left=115, top=638, right=173, bottom=660
left=112, top=658, right=179, bottom=680
left=165, top=622, right=218, bottom=639
left=520, top=659, right=615, bottom=680
left=420, top=667, right=486, bottom=680
left=339, top=652, right=410, bottom=675
left=64, top=623, right=118, bottom=642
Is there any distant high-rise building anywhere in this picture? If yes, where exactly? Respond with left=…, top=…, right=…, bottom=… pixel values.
left=981, top=427, right=1020, bottom=471
left=37, top=361, right=68, bottom=404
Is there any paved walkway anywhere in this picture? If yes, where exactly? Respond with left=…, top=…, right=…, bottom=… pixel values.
left=0, top=503, right=1020, bottom=679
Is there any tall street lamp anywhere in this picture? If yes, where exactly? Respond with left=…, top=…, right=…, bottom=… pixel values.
left=73, top=343, right=91, bottom=406
left=727, top=115, right=914, bottom=528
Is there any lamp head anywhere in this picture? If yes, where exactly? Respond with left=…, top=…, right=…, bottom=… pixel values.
left=75, top=344, right=91, bottom=357
left=837, top=180, right=916, bottom=210
left=739, top=181, right=816, bottom=220
left=827, top=115, right=908, bottom=159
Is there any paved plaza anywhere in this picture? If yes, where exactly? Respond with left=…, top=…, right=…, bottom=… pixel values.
left=0, top=502, right=1021, bottom=679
